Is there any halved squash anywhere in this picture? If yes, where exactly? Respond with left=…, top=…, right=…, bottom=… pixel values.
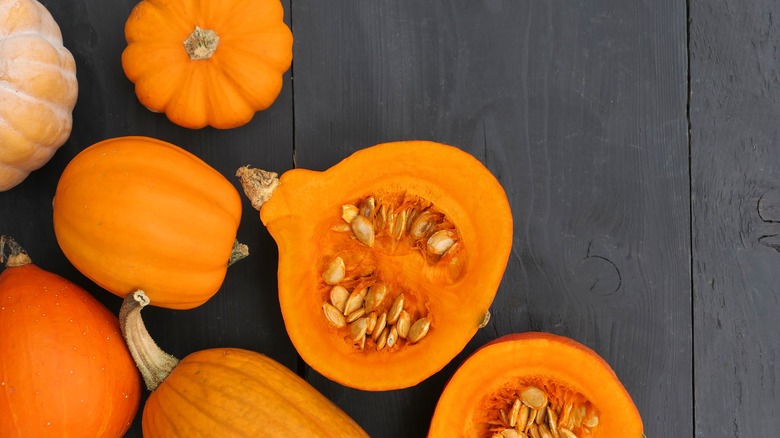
left=237, top=140, right=513, bottom=390
left=428, top=332, right=643, bottom=437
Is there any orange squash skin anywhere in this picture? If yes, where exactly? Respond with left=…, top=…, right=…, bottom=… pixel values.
left=122, top=0, right=293, bottom=129
left=428, top=332, right=644, bottom=437
left=53, top=136, right=242, bottom=309
left=142, top=348, right=368, bottom=437
left=247, top=141, right=513, bottom=390
left=0, top=254, right=140, bottom=437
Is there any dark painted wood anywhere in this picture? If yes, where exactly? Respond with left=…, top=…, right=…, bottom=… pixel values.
left=0, top=0, right=694, bottom=436
left=293, top=1, right=689, bottom=437
left=690, top=1, right=780, bottom=436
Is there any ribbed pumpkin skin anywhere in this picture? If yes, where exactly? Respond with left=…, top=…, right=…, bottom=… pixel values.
left=53, top=136, right=242, bottom=309
left=143, top=348, right=368, bottom=437
left=0, top=0, right=78, bottom=191
left=122, top=0, right=293, bottom=129
left=0, top=263, right=140, bottom=437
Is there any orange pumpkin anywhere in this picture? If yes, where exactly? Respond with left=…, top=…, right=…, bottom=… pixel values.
left=53, top=136, right=244, bottom=309
left=0, top=237, right=140, bottom=437
left=0, top=0, right=78, bottom=191
left=428, top=332, right=644, bottom=437
left=122, top=0, right=293, bottom=129
left=120, top=291, right=369, bottom=437
left=237, top=140, right=513, bottom=390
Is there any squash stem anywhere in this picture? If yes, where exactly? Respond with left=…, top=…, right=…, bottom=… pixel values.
left=119, top=290, right=180, bottom=391
left=236, top=166, right=281, bottom=211
left=184, top=26, right=219, bottom=60
left=229, top=239, right=249, bottom=266
left=0, top=235, right=32, bottom=267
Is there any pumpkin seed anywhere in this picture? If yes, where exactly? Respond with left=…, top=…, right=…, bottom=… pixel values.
left=364, top=283, right=387, bottom=312
left=557, top=429, right=576, bottom=438
left=375, top=204, right=387, bottom=230
left=322, top=302, right=346, bottom=328
left=386, top=325, right=397, bottom=348
left=500, top=409, right=510, bottom=426
left=546, top=407, right=559, bottom=437
left=349, top=317, right=368, bottom=342
left=366, top=311, right=377, bottom=335
left=536, top=405, right=546, bottom=424
left=322, top=256, right=346, bottom=285
left=517, top=404, right=530, bottom=433
left=584, top=414, right=599, bottom=428
left=408, top=317, right=431, bottom=343
left=526, top=409, right=538, bottom=431
left=410, top=211, right=434, bottom=239
left=538, top=424, right=553, bottom=438
left=521, top=386, right=548, bottom=410
left=375, top=327, right=388, bottom=350
left=351, top=215, right=375, bottom=247
left=329, top=285, right=349, bottom=313
left=528, top=424, right=541, bottom=438
left=396, top=310, right=411, bottom=338
left=372, top=312, right=387, bottom=342
left=502, top=428, right=521, bottom=438
left=509, top=398, right=522, bottom=427
left=387, top=293, right=405, bottom=324
left=343, top=286, right=367, bottom=316
left=427, top=229, right=456, bottom=255
left=331, top=223, right=352, bottom=232
left=341, top=204, right=359, bottom=223
left=360, top=196, right=375, bottom=217
left=391, top=209, right=407, bottom=240
left=345, top=307, right=366, bottom=323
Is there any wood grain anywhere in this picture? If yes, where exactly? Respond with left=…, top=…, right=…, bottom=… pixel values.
left=690, top=0, right=780, bottom=436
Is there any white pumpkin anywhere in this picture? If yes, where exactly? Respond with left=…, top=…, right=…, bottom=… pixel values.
left=0, top=0, right=77, bottom=191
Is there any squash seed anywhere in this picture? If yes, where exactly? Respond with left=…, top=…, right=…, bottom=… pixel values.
left=329, top=285, right=349, bottom=313
left=386, top=325, right=397, bottom=348
left=372, top=312, right=387, bottom=342
left=391, top=209, right=407, bottom=240
left=557, top=429, right=576, bottom=438
left=517, top=404, right=530, bottom=433
left=322, top=257, right=346, bottom=285
left=538, top=424, right=553, bottom=438
left=360, top=196, right=375, bottom=217
left=351, top=215, right=375, bottom=247
left=366, top=311, right=377, bottom=335
left=509, top=398, right=522, bottom=427
left=364, top=283, right=387, bottom=312
left=349, top=317, right=368, bottom=342
left=343, top=286, right=367, bottom=316
left=387, top=293, right=405, bottom=324
left=521, top=386, right=548, bottom=410
left=585, top=414, right=599, bottom=428
left=410, top=211, right=434, bottom=239
left=331, top=223, right=352, bottom=232
left=396, top=310, right=411, bottom=338
left=322, top=302, right=346, bottom=328
left=375, top=327, right=388, bottom=350
left=345, top=307, right=366, bottom=323
left=528, top=424, right=541, bottom=438
left=408, top=317, right=431, bottom=343
left=546, top=407, right=558, bottom=437
left=427, top=229, right=456, bottom=255
left=341, top=204, right=359, bottom=223
left=536, top=405, right=546, bottom=424
left=502, top=428, right=521, bottom=438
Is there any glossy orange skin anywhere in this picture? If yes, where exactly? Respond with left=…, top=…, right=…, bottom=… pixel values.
left=53, top=136, right=242, bottom=309
left=143, top=348, right=368, bottom=437
left=0, top=262, right=140, bottom=437
left=258, top=141, right=514, bottom=390
left=122, top=0, right=293, bottom=129
left=428, top=332, right=644, bottom=437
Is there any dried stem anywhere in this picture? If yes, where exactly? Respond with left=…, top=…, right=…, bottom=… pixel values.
left=119, top=290, right=180, bottom=390
left=229, top=239, right=249, bottom=266
left=236, top=166, right=280, bottom=211
left=183, top=26, right=219, bottom=60
left=0, top=235, right=32, bottom=267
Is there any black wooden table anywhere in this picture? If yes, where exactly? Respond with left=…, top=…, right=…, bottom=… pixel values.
left=2, top=0, right=776, bottom=436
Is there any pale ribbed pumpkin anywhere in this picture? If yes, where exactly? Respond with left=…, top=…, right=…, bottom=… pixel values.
left=52, top=136, right=244, bottom=310
left=0, top=0, right=78, bottom=191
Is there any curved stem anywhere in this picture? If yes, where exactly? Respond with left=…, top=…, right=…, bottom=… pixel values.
left=119, top=290, right=179, bottom=390
left=0, top=235, right=32, bottom=267
left=236, top=166, right=281, bottom=211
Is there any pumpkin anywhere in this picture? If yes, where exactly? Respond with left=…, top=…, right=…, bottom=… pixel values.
left=53, top=136, right=245, bottom=310
left=119, top=290, right=369, bottom=437
left=237, top=140, right=513, bottom=390
left=0, top=236, right=140, bottom=437
left=0, top=0, right=78, bottom=191
left=121, top=0, right=293, bottom=129
left=428, top=332, right=644, bottom=437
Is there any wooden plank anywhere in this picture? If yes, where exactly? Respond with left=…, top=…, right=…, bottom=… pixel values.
left=1, top=0, right=296, bottom=436
left=292, top=1, right=690, bottom=436
left=690, top=0, right=780, bottom=436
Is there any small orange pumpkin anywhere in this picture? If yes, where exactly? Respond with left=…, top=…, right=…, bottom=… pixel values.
left=0, top=0, right=78, bottom=191
left=120, top=291, right=369, bottom=437
left=122, top=0, right=293, bottom=129
left=53, top=136, right=244, bottom=309
left=238, top=141, right=513, bottom=390
left=0, top=237, right=140, bottom=437
left=428, top=332, right=643, bottom=437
